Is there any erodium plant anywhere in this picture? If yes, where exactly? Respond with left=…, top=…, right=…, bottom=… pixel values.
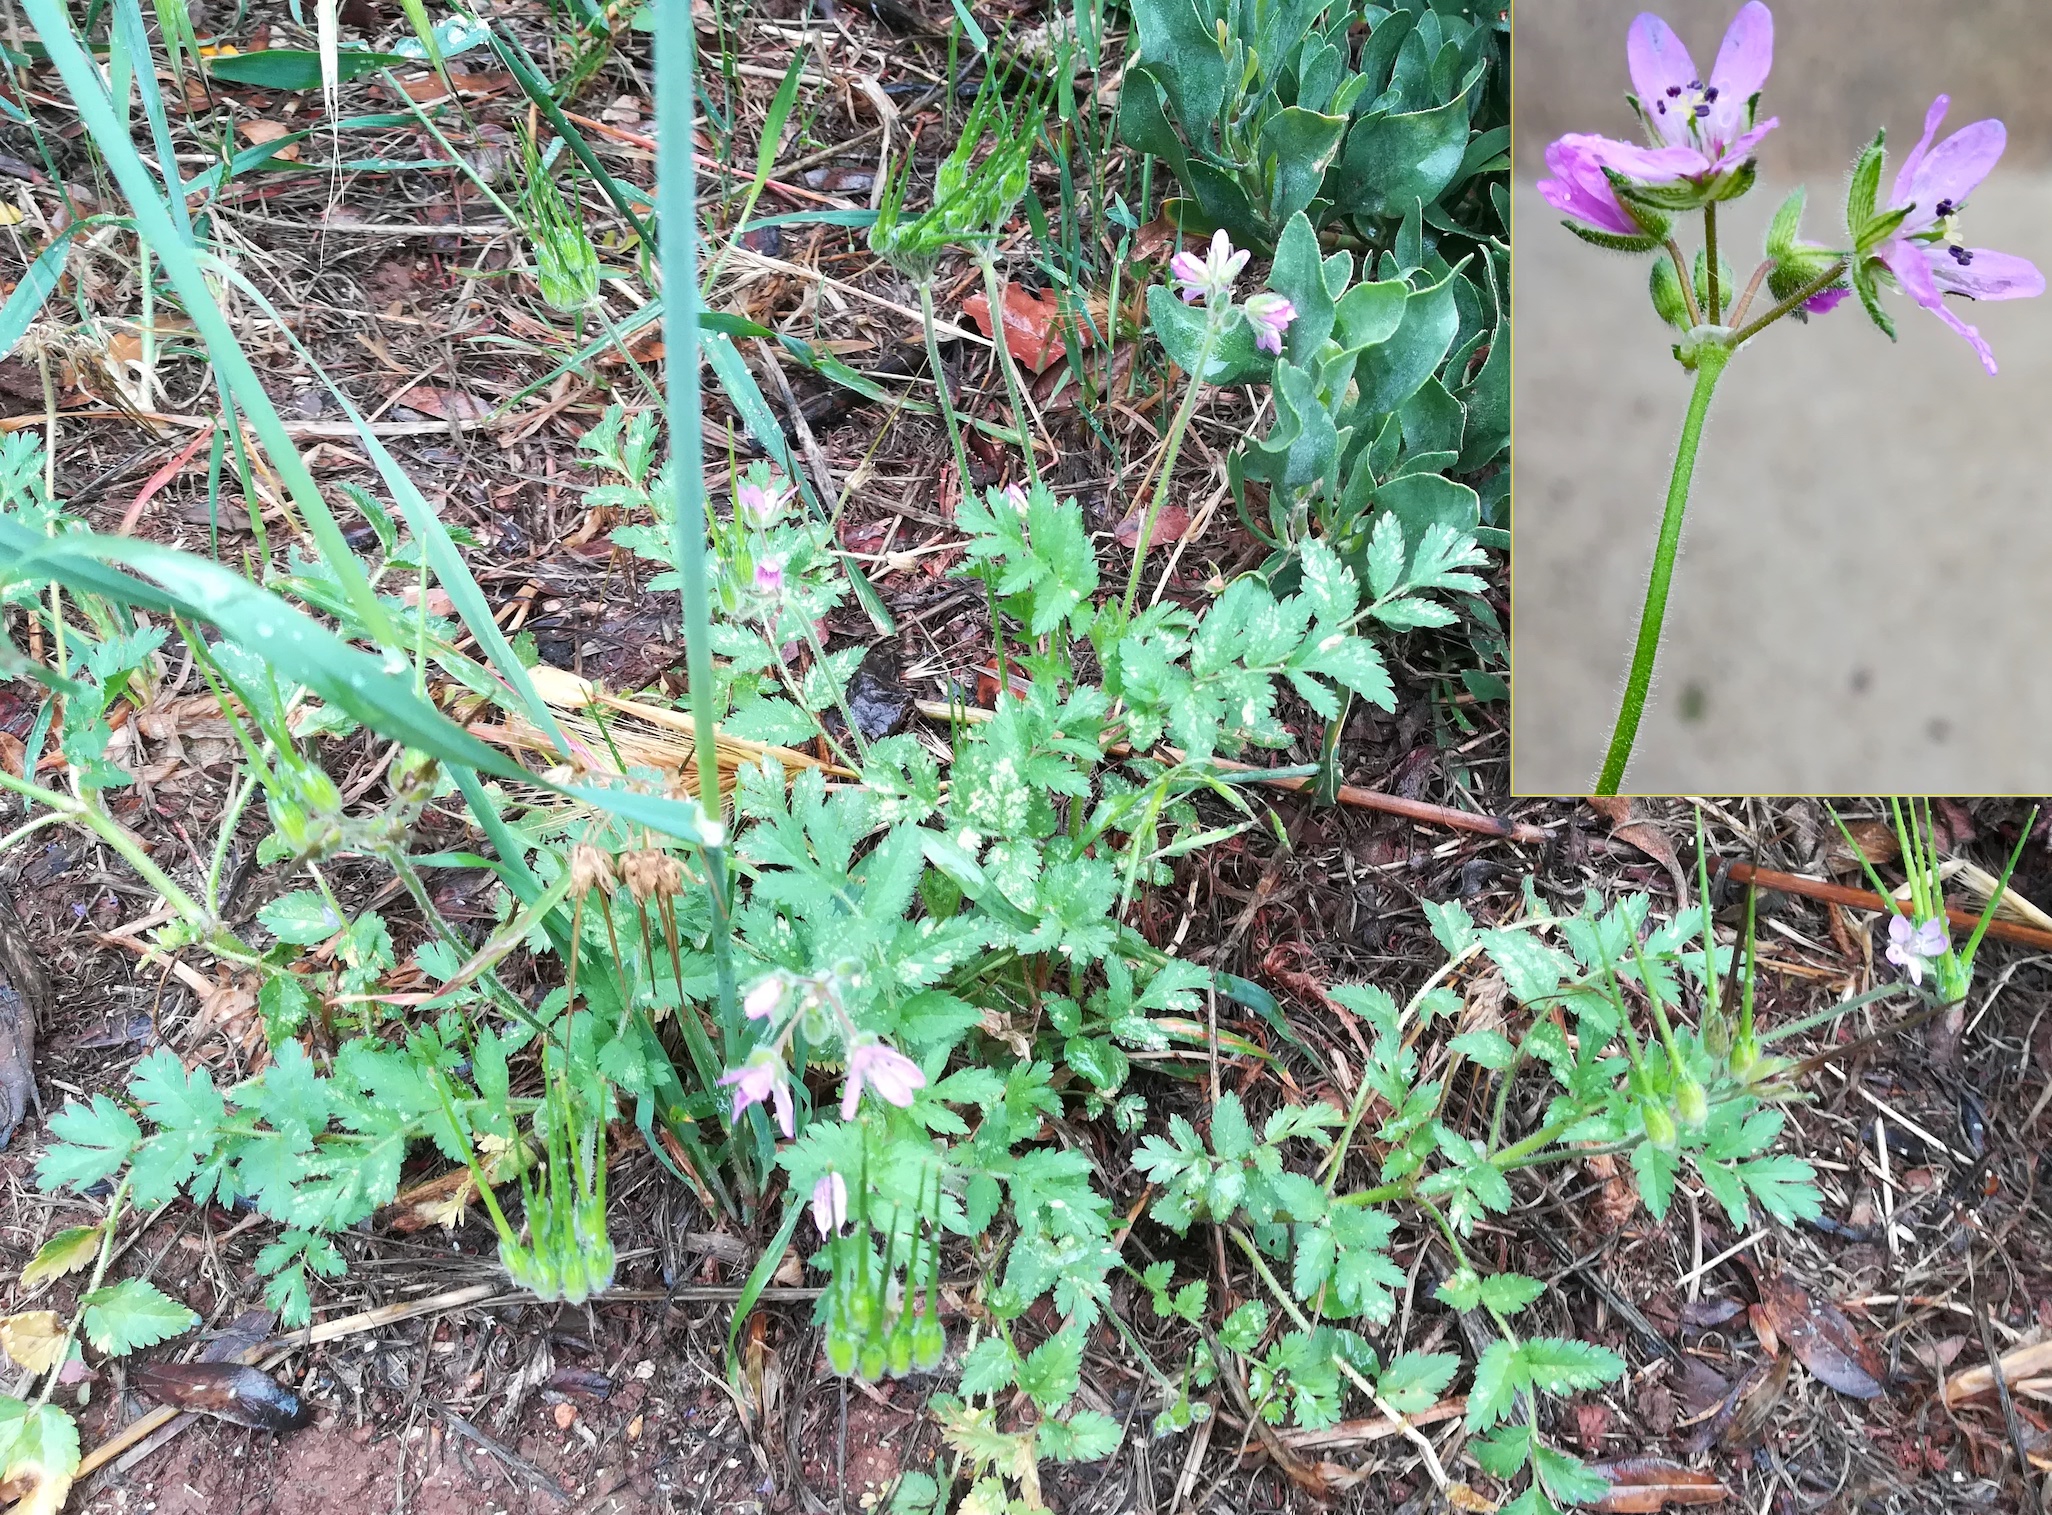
left=1539, top=2, right=2046, bottom=792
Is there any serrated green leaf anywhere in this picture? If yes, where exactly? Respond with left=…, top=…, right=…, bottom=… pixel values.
left=1519, top=1337, right=1624, bottom=1395
left=959, top=1334, right=1020, bottom=1397
left=1465, top=1338, right=1522, bottom=1430
left=1017, top=1329, right=1083, bottom=1412
left=258, top=890, right=345, bottom=945
left=1210, top=1093, right=1255, bottom=1161
left=1378, top=1350, right=1458, bottom=1412
left=1477, top=1272, right=1546, bottom=1317
left=1449, top=1029, right=1516, bottom=1071
left=36, top=1095, right=142, bottom=1193
left=80, top=1277, right=198, bottom=1356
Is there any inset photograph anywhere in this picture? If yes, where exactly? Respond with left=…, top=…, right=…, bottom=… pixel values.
left=1513, top=0, right=2052, bottom=794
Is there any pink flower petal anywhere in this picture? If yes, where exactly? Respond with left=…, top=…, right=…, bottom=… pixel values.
left=1627, top=12, right=1701, bottom=148
left=1707, top=2, right=1774, bottom=133
left=1708, top=116, right=1778, bottom=172
left=1578, top=133, right=1712, bottom=184
left=1892, top=95, right=1951, bottom=206
left=1902, top=118, right=2007, bottom=218
left=1931, top=247, right=2046, bottom=302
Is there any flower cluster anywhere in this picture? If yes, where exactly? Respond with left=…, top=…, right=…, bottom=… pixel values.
left=1169, top=229, right=1297, bottom=355
left=716, top=966, right=927, bottom=1139
left=1540, top=3, right=2041, bottom=370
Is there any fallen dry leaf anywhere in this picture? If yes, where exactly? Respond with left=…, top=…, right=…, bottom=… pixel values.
left=1945, top=1337, right=2052, bottom=1406
left=1588, top=1457, right=1731, bottom=1512
left=0, top=1312, right=67, bottom=1374
left=1584, top=1153, right=1639, bottom=1231
left=1757, top=1274, right=1887, bottom=1399
left=392, top=383, right=491, bottom=421
left=1113, top=501, right=1191, bottom=549
left=237, top=118, right=301, bottom=161
left=1587, top=798, right=1690, bottom=901
left=1684, top=1351, right=1790, bottom=1453
left=963, top=282, right=1094, bottom=375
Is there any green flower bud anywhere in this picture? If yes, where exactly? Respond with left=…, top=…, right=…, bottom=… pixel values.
left=886, top=1314, right=915, bottom=1377
left=1650, top=257, right=1692, bottom=330
left=825, top=1330, right=857, bottom=1377
left=1643, top=1101, right=1678, bottom=1152
left=911, top=1309, right=945, bottom=1371
left=857, top=1337, right=888, bottom=1382
left=1675, top=1076, right=1708, bottom=1131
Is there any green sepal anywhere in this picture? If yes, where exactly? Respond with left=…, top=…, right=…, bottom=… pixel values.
left=1844, top=128, right=1885, bottom=244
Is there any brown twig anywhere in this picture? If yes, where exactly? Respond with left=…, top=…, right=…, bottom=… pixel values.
left=1150, top=747, right=1550, bottom=845
left=1720, top=861, right=2052, bottom=951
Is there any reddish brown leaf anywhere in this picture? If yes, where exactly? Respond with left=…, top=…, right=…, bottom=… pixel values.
left=1113, top=502, right=1191, bottom=549
left=392, top=383, right=490, bottom=421
left=1757, top=1274, right=1887, bottom=1399
left=1679, top=1297, right=1744, bottom=1329
left=1588, top=1458, right=1731, bottom=1512
left=1683, top=1351, right=1790, bottom=1454
left=962, top=282, right=1093, bottom=375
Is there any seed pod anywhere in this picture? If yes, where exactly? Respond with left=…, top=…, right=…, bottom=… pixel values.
left=569, top=844, right=617, bottom=899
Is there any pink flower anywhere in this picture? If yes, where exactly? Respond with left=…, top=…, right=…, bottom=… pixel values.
left=1885, top=913, right=1949, bottom=986
left=753, top=554, right=786, bottom=597
left=737, top=470, right=791, bottom=526
left=1170, top=229, right=1250, bottom=307
left=1619, top=2, right=1780, bottom=182
left=1805, top=286, right=1852, bottom=315
left=1538, top=135, right=1651, bottom=238
left=1243, top=293, right=1296, bottom=355
left=840, top=1041, right=924, bottom=1118
left=1002, top=482, right=1029, bottom=515
left=742, top=974, right=785, bottom=1020
left=720, top=1053, right=794, bottom=1136
left=1871, top=95, right=2045, bottom=374
left=811, top=1171, right=849, bottom=1236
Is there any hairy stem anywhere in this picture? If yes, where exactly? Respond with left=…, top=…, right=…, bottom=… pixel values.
left=1122, top=313, right=1222, bottom=619
left=1703, top=202, right=1720, bottom=324
left=1596, top=343, right=1731, bottom=793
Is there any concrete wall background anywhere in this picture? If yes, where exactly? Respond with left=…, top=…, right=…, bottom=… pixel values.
left=1511, top=1, right=2052, bottom=793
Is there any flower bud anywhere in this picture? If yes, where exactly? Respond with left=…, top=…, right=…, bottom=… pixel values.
left=886, top=1313, right=915, bottom=1377
left=911, top=1308, right=944, bottom=1370
left=1675, top=1075, right=1708, bottom=1131
left=1650, top=258, right=1692, bottom=330
left=858, top=1337, right=888, bottom=1382
left=825, top=1329, right=857, bottom=1377
left=1643, top=1101, right=1678, bottom=1152
left=389, top=748, right=439, bottom=806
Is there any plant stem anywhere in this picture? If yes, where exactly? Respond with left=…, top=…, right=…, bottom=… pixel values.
left=1595, top=343, right=1731, bottom=794
left=0, top=769, right=228, bottom=945
left=975, top=253, right=1043, bottom=493
left=1702, top=202, right=1720, bottom=324
left=1121, top=313, right=1221, bottom=619
left=1728, top=258, right=1850, bottom=347
left=37, top=1177, right=129, bottom=1407
left=656, top=0, right=743, bottom=1133
left=917, top=277, right=1011, bottom=690
left=1662, top=240, right=1702, bottom=327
